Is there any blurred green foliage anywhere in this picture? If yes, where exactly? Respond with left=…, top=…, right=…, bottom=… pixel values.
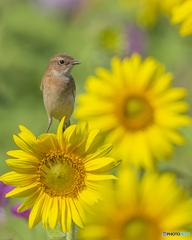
left=1, top=0, right=192, bottom=239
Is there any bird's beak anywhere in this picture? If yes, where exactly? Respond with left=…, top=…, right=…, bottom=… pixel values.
left=71, top=61, right=81, bottom=65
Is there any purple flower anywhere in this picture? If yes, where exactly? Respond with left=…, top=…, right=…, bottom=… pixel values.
left=125, top=24, right=148, bottom=57
left=11, top=203, right=30, bottom=220
left=0, top=181, right=15, bottom=207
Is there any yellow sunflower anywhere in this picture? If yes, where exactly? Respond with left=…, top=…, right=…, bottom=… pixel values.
left=0, top=117, right=120, bottom=233
left=119, top=0, right=182, bottom=26
left=79, top=168, right=192, bottom=240
left=75, top=54, right=191, bottom=169
left=171, top=0, right=192, bottom=36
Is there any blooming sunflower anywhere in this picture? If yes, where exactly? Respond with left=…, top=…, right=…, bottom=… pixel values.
left=171, top=0, right=192, bottom=36
left=75, top=54, right=191, bottom=169
left=79, top=168, right=192, bottom=240
left=119, top=0, right=182, bottom=26
left=0, top=117, right=120, bottom=232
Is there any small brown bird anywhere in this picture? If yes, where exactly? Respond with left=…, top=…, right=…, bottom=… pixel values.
left=40, top=53, right=80, bottom=133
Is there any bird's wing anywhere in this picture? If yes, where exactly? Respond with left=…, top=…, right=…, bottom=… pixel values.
left=72, top=87, right=76, bottom=99
left=40, top=75, right=46, bottom=91
left=70, top=75, right=76, bottom=99
left=40, top=80, right=43, bottom=91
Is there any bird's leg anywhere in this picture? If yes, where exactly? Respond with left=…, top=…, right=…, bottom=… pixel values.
left=46, top=117, right=52, bottom=133
left=62, top=122, right=67, bottom=133
left=59, top=119, right=65, bottom=133
left=61, top=120, right=70, bottom=133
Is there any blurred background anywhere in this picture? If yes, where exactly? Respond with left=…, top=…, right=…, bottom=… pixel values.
left=1, top=0, right=192, bottom=239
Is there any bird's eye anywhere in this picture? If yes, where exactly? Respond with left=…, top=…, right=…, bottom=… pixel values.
left=60, top=60, right=64, bottom=64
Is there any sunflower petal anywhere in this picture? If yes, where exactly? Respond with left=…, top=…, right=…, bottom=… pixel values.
left=79, top=189, right=98, bottom=205
left=0, top=172, right=36, bottom=187
left=60, top=197, right=66, bottom=233
left=73, top=198, right=86, bottom=224
left=171, top=1, right=192, bottom=24
left=78, top=196, right=94, bottom=214
left=6, top=158, right=38, bottom=174
left=38, top=133, right=60, bottom=151
left=136, top=57, right=158, bottom=90
left=7, top=150, right=38, bottom=160
left=84, top=144, right=113, bottom=162
left=96, top=68, right=112, bottom=83
left=69, top=198, right=84, bottom=228
left=66, top=198, right=72, bottom=233
left=86, top=76, right=114, bottom=97
left=6, top=182, right=39, bottom=198
left=64, top=125, right=77, bottom=152
left=85, top=158, right=121, bottom=173
left=86, top=173, right=117, bottom=181
left=29, top=192, right=45, bottom=228
left=13, top=135, right=43, bottom=158
left=19, top=125, right=37, bottom=140
left=49, top=197, right=59, bottom=230
left=42, top=194, right=53, bottom=230
left=180, top=16, right=192, bottom=36
left=149, top=73, right=173, bottom=96
left=74, top=122, right=89, bottom=155
left=18, top=189, right=41, bottom=212
left=57, top=117, right=65, bottom=149
left=82, top=129, right=105, bottom=157
left=67, top=124, right=82, bottom=154
left=156, top=88, right=187, bottom=104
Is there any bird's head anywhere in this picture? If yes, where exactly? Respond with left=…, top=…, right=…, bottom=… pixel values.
left=48, top=53, right=80, bottom=77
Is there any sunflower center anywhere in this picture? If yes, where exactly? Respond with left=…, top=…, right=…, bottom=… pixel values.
left=108, top=209, right=162, bottom=240
left=125, top=98, right=146, bottom=118
left=37, top=151, right=86, bottom=198
left=117, top=95, right=154, bottom=131
left=123, top=218, right=150, bottom=240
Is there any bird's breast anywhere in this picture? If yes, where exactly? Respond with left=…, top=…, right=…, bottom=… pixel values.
left=42, top=75, right=75, bottom=120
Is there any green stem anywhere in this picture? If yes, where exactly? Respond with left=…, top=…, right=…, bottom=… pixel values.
left=67, top=221, right=76, bottom=240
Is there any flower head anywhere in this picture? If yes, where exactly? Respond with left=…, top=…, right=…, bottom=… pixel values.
left=171, top=0, right=192, bottom=36
left=75, top=54, right=191, bottom=169
left=79, top=168, right=192, bottom=240
left=0, top=118, right=120, bottom=232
